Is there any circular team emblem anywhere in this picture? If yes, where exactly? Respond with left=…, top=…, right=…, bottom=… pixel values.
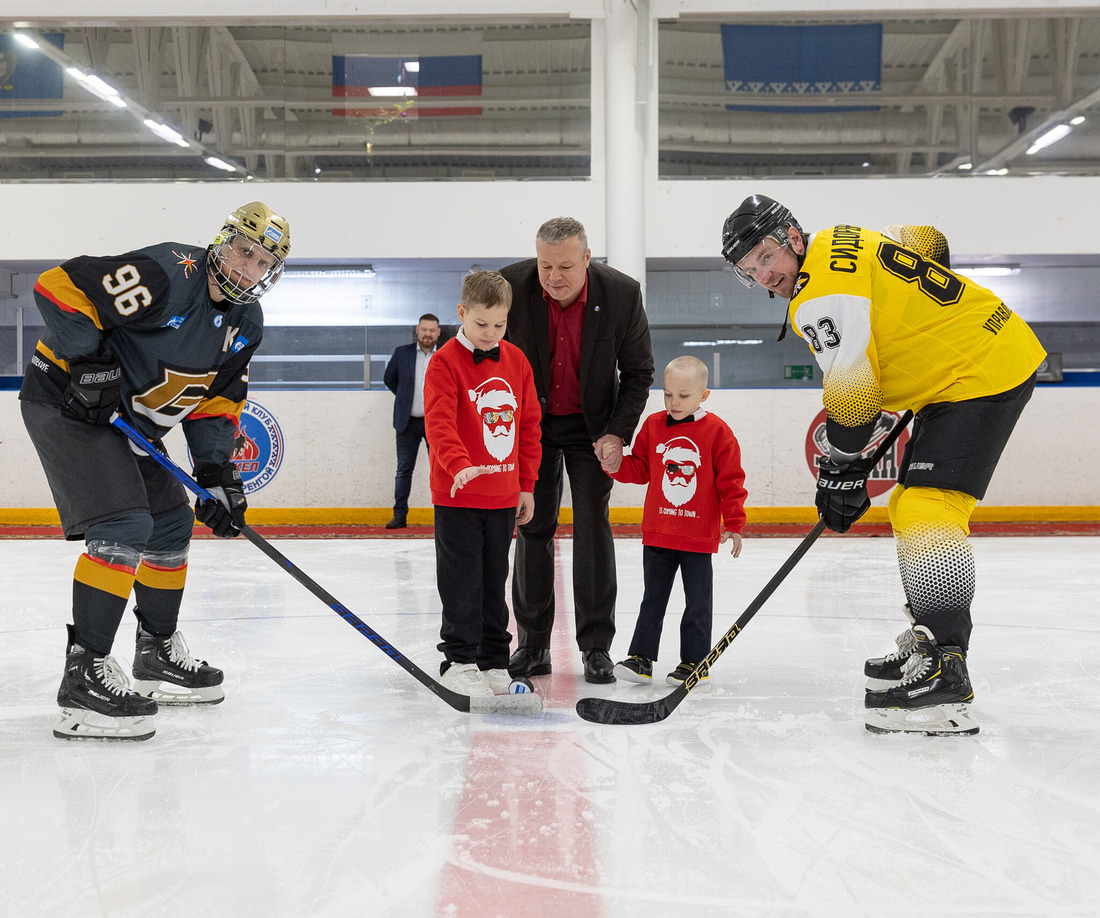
left=804, top=408, right=909, bottom=498
left=231, top=400, right=284, bottom=493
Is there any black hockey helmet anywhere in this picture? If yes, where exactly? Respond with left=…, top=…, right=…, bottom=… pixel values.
left=721, top=194, right=803, bottom=287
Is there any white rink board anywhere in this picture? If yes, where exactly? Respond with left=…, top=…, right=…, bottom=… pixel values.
left=0, top=384, right=1092, bottom=512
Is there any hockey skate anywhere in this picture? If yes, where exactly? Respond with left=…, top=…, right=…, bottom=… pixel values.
left=132, top=629, right=225, bottom=705
left=55, top=626, right=158, bottom=741
left=864, top=628, right=978, bottom=735
left=865, top=627, right=920, bottom=689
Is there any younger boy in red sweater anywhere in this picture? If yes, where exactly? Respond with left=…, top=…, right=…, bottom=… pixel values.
left=606, top=356, right=748, bottom=688
left=424, top=271, right=542, bottom=697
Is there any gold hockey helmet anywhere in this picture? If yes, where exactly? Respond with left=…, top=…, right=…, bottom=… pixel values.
left=208, top=201, right=291, bottom=304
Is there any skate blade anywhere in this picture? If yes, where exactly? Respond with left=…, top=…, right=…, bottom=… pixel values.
left=865, top=703, right=979, bottom=736
left=132, top=679, right=225, bottom=705
left=54, top=707, right=156, bottom=741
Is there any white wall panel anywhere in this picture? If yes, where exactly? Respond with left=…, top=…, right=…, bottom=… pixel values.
left=3, top=175, right=1097, bottom=264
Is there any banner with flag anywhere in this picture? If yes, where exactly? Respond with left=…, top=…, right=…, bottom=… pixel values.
left=332, top=54, right=482, bottom=118
left=721, top=24, right=881, bottom=113
left=0, top=32, right=64, bottom=119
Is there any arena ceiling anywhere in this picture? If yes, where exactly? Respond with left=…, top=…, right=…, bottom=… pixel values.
left=2, top=15, right=1099, bottom=182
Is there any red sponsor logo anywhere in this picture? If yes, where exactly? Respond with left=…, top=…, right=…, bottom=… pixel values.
left=804, top=408, right=909, bottom=498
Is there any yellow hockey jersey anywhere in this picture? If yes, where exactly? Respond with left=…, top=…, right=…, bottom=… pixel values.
left=789, top=224, right=1045, bottom=450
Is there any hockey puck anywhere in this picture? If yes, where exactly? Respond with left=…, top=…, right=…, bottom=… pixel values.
left=509, top=677, right=534, bottom=694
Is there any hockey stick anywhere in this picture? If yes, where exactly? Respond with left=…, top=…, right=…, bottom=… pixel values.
left=576, top=410, right=914, bottom=726
left=110, top=414, right=542, bottom=717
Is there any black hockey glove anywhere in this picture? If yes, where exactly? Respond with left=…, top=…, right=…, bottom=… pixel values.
left=63, top=354, right=122, bottom=425
left=815, top=456, right=873, bottom=534
left=194, top=463, right=247, bottom=538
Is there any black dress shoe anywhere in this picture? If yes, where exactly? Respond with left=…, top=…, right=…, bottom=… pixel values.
left=384, top=515, right=407, bottom=530
left=508, top=646, right=552, bottom=678
left=583, top=648, right=616, bottom=684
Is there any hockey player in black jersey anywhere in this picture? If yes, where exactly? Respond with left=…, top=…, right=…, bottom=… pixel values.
left=19, top=201, right=291, bottom=740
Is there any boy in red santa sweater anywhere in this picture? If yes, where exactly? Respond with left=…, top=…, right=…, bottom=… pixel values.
left=605, top=355, right=748, bottom=688
left=424, top=271, right=542, bottom=697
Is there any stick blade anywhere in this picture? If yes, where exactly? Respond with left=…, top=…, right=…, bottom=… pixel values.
left=468, top=693, right=544, bottom=716
left=575, top=688, right=687, bottom=725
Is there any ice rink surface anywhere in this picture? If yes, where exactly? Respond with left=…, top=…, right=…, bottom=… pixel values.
left=1, top=534, right=1097, bottom=918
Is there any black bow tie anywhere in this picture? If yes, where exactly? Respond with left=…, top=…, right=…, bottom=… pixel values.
left=666, top=413, right=695, bottom=426
left=473, top=346, right=500, bottom=365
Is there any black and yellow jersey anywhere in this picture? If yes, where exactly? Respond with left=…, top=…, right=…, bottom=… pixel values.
left=788, top=224, right=1045, bottom=454
left=19, top=242, right=263, bottom=465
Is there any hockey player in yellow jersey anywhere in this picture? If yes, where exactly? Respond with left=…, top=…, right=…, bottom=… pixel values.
left=721, top=194, right=1045, bottom=735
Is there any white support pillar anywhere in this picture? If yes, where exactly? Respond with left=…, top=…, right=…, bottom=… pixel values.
left=603, top=0, right=647, bottom=299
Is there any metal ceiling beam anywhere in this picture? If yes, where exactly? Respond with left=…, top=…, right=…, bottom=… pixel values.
left=974, top=80, right=1100, bottom=171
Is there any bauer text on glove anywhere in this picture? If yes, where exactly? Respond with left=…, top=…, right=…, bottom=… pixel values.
left=815, top=456, right=873, bottom=534
left=63, top=353, right=122, bottom=425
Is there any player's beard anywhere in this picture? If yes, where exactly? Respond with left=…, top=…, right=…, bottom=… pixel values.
left=483, top=425, right=515, bottom=461
left=661, top=476, right=697, bottom=508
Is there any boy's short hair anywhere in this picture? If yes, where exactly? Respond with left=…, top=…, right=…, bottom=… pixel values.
left=418, top=313, right=439, bottom=325
left=461, top=270, right=512, bottom=310
left=536, top=217, right=588, bottom=252
left=665, top=355, right=709, bottom=388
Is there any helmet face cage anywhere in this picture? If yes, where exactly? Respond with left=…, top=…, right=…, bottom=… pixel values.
left=722, top=198, right=799, bottom=288
left=207, top=202, right=290, bottom=305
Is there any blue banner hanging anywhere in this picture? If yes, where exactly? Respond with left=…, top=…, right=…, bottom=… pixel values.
left=721, top=24, right=882, bottom=113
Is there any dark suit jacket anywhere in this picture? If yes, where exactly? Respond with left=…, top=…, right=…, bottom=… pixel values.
left=501, top=258, right=654, bottom=446
left=383, top=342, right=430, bottom=433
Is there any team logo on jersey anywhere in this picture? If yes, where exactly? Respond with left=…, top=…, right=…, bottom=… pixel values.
left=173, top=250, right=198, bottom=278
left=804, top=408, right=908, bottom=498
left=164, top=315, right=187, bottom=329
left=231, top=400, right=284, bottom=493
left=468, top=377, right=517, bottom=462
left=657, top=436, right=701, bottom=508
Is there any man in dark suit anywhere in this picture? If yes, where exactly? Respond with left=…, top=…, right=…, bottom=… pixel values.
left=502, top=217, right=654, bottom=683
left=383, top=313, right=441, bottom=529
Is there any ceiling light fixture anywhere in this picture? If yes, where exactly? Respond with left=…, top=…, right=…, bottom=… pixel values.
left=66, top=68, right=127, bottom=107
left=13, top=32, right=39, bottom=49
left=1026, top=123, right=1073, bottom=155
left=285, top=266, right=376, bottom=278
left=204, top=156, right=237, bottom=172
left=957, top=265, right=1021, bottom=277
left=143, top=119, right=189, bottom=147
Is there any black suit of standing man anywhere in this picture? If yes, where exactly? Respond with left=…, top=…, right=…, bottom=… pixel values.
left=502, top=217, right=654, bottom=683
left=382, top=314, right=440, bottom=529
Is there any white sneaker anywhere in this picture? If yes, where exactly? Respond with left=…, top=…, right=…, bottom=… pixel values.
left=481, top=668, right=512, bottom=695
left=440, top=662, right=493, bottom=697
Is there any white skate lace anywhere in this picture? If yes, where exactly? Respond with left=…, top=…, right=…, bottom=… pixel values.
left=896, top=648, right=933, bottom=686
left=883, top=629, right=918, bottom=663
left=94, top=655, right=134, bottom=697
left=166, top=632, right=202, bottom=672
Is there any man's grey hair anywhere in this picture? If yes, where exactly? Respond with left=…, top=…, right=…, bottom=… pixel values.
left=536, top=217, right=588, bottom=252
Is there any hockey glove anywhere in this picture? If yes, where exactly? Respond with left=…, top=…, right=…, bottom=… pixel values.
left=815, top=456, right=873, bottom=534
left=194, top=463, right=247, bottom=538
left=63, top=354, right=122, bottom=425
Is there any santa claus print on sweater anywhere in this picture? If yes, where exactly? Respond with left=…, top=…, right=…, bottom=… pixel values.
left=611, top=410, right=747, bottom=554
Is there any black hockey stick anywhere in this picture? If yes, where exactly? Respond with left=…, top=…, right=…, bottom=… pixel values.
left=110, top=414, right=542, bottom=717
left=576, top=410, right=914, bottom=726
